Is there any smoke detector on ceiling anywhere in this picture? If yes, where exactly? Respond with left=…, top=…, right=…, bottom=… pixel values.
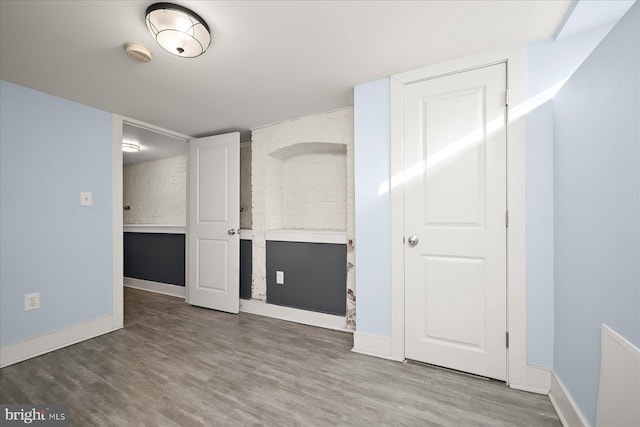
left=124, top=42, right=153, bottom=63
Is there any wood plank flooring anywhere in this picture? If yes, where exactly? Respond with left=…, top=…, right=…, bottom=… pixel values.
left=0, top=288, right=561, bottom=426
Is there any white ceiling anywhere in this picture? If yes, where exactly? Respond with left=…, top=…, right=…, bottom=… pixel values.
left=0, top=0, right=572, bottom=143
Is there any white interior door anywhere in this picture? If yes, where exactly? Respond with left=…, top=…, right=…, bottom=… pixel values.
left=188, top=132, right=240, bottom=314
left=404, top=64, right=507, bottom=380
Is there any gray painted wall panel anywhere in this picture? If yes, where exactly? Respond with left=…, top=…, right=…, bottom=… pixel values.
left=124, top=232, right=185, bottom=286
left=266, top=241, right=346, bottom=315
left=240, top=239, right=252, bottom=299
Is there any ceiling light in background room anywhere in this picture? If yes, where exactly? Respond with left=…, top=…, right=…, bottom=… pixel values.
left=122, top=141, right=141, bottom=152
left=145, top=2, right=211, bottom=58
left=124, top=42, right=153, bottom=63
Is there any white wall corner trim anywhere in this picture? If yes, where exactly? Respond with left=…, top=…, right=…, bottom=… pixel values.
left=509, top=365, right=551, bottom=394
left=389, top=76, right=406, bottom=363
left=112, top=115, right=124, bottom=330
left=264, top=229, right=346, bottom=244
left=239, top=299, right=350, bottom=333
left=596, top=324, right=640, bottom=427
left=0, top=315, right=120, bottom=368
left=123, top=225, right=186, bottom=234
left=549, top=370, right=591, bottom=427
left=352, top=332, right=402, bottom=361
left=239, top=229, right=253, bottom=240
left=124, top=277, right=186, bottom=299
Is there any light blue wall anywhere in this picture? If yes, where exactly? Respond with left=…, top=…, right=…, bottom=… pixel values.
left=525, top=99, right=555, bottom=368
left=0, top=81, right=113, bottom=346
left=553, top=3, right=640, bottom=424
left=525, top=28, right=612, bottom=368
left=353, top=78, right=391, bottom=337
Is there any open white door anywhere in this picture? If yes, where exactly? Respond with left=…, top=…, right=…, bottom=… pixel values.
left=187, top=132, right=240, bottom=314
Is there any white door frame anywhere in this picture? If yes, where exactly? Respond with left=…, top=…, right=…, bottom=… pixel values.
left=388, top=46, right=549, bottom=392
left=111, top=114, right=192, bottom=325
left=402, top=63, right=508, bottom=380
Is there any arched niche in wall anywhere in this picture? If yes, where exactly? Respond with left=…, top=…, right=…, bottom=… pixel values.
left=267, top=141, right=347, bottom=232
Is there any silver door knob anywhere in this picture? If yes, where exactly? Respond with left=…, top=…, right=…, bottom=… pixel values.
left=228, top=229, right=237, bottom=235
left=407, top=235, right=419, bottom=246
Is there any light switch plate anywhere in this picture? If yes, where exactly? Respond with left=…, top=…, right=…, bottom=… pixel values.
left=80, top=192, right=92, bottom=206
left=276, top=271, right=284, bottom=285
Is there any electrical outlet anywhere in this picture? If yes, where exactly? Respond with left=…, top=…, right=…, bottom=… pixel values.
left=24, top=292, right=40, bottom=311
left=276, top=271, right=284, bottom=285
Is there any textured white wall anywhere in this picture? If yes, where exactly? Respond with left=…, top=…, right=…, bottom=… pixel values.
left=123, top=155, right=186, bottom=225
left=282, top=153, right=347, bottom=230
left=251, top=108, right=355, bottom=327
left=240, top=143, right=253, bottom=229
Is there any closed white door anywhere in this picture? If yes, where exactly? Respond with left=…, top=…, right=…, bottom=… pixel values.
left=187, top=132, right=240, bottom=314
left=404, top=64, right=507, bottom=380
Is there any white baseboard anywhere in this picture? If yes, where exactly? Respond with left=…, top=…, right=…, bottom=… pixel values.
left=239, top=299, right=349, bottom=332
left=0, top=315, right=120, bottom=368
left=510, top=364, right=551, bottom=394
left=352, top=332, right=402, bottom=361
left=549, top=370, right=590, bottom=427
left=124, top=277, right=186, bottom=298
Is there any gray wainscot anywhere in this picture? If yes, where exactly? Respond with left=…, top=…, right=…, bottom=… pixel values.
left=240, top=229, right=253, bottom=300
left=123, top=224, right=186, bottom=297
left=265, top=229, right=347, bottom=316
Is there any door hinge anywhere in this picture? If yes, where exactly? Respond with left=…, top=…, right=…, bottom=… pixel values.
left=505, top=89, right=509, bottom=106
left=505, top=210, right=509, bottom=228
left=506, top=332, right=510, bottom=349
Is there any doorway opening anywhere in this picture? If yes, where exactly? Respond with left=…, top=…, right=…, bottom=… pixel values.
left=121, top=120, right=189, bottom=301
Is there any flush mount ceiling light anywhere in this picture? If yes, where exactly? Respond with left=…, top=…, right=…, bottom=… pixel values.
left=145, top=2, right=211, bottom=58
left=122, top=141, right=141, bottom=152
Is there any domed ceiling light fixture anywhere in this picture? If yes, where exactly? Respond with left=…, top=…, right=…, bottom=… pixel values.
left=145, top=2, right=211, bottom=58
